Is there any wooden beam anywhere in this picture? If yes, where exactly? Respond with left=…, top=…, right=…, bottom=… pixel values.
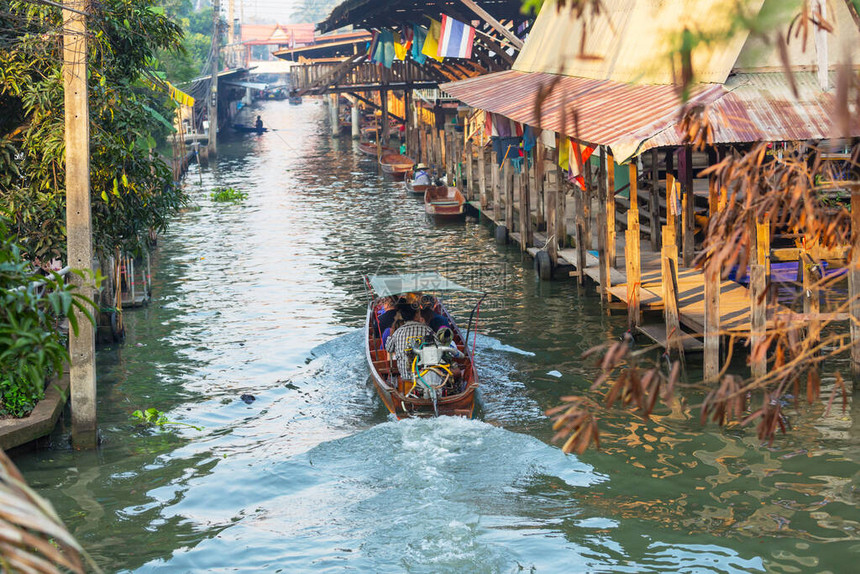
left=682, top=146, right=694, bottom=267
left=545, top=143, right=558, bottom=265
left=650, top=149, right=661, bottom=250
left=597, top=149, right=610, bottom=298
left=606, top=149, right=616, bottom=268
left=479, top=144, right=488, bottom=210
left=460, top=0, right=524, bottom=50
left=492, top=151, right=501, bottom=222
left=852, top=189, right=860, bottom=386
left=504, top=158, right=515, bottom=232
left=704, top=174, right=720, bottom=382
left=347, top=92, right=405, bottom=122
left=625, top=164, right=641, bottom=328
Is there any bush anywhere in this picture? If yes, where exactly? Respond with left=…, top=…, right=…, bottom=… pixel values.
left=210, top=187, right=247, bottom=202
left=0, top=217, right=93, bottom=417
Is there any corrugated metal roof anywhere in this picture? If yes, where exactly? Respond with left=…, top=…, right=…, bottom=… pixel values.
left=442, top=70, right=859, bottom=162
left=440, top=70, right=725, bottom=161
left=514, top=0, right=765, bottom=84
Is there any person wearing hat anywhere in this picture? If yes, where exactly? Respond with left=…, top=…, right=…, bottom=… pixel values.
left=412, top=163, right=431, bottom=186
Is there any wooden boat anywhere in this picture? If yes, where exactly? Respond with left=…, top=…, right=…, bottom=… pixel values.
left=364, top=273, right=481, bottom=418
left=404, top=177, right=429, bottom=196
left=288, top=95, right=302, bottom=105
left=379, top=153, right=414, bottom=179
left=358, top=141, right=396, bottom=157
left=232, top=123, right=267, bottom=133
left=424, top=186, right=465, bottom=218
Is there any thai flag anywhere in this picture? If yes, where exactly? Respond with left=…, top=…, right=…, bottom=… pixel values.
left=438, top=14, right=475, bottom=59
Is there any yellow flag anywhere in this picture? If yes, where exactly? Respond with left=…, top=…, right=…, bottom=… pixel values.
left=422, top=18, right=444, bottom=62
left=393, top=31, right=407, bottom=60
left=558, top=136, right=570, bottom=170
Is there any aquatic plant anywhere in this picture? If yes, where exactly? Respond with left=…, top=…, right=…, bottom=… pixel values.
left=210, top=187, right=248, bottom=203
left=131, top=407, right=204, bottom=431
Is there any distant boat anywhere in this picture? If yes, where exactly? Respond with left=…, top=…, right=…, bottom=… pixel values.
left=358, top=141, right=395, bottom=157
left=424, top=186, right=465, bottom=218
left=288, top=95, right=302, bottom=105
left=379, top=153, right=414, bottom=179
left=232, top=124, right=267, bottom=134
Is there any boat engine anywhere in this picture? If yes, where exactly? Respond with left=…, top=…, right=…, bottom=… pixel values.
left=409, top=332, right=464, bottom=399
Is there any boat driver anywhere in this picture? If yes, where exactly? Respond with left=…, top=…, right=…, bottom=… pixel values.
left=384, top=302, right=436, bottom=379
left=412, top=163, right=432, bottom=186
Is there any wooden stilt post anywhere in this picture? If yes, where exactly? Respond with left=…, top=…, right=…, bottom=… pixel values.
left=626, top=163, right=641, bottom=329
left=704, top=174, right=721, bottom=382
left=381, top=89, right=389, bottom=144
left=650, top=149, right=661, bottom=251
left=597, top=148, right=610, bottom=299
left=535, top=142, right=546, bottom=230
left=583, top=155, right=592, bottom=251
left=478, top=143, right=488, bottom=210
left=546, top=144, right=559, bottom=266
left=606, top=150, right=616, bottom=268
left=573, top=179, right=585, bottom=285
left=504, top=158, right=514, bottom=232
left=492, top=151, right=501, bottom=223
left=558, top=167, right=567, bottom=249
left=662, top=226, right=682, bottom=359
left=750, top=264, right=767, bottom=378
left=803, top=237, right=821, bottom=355
left=64, top=0, right=97, bottom=448
left=851, top=190, right=860, bottom=387
left=682, top=146, right=695, bottom=267
left=465, top=141, right=473, bottom=201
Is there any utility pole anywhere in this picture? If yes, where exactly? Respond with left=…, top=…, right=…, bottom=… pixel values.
left=208, top=0, right=220, bottom=155
left=227, top=0, right=235, bottom=68
left=63, top=0, right=97, bottom=449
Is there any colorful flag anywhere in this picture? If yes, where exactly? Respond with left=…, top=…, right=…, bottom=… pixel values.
left=438, top=14, right=475, bottom=59
left=393, top=31, right=407, bottom=60
left=422, top=18, right=444, bottom=62
left=569, top=141, right=595, bottom=190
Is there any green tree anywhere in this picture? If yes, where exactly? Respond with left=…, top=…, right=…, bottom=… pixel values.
left=0, top=0, right=187, bottom=264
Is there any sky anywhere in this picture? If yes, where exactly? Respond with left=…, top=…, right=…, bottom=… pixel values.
left=220, top=0, right=312, bottom=25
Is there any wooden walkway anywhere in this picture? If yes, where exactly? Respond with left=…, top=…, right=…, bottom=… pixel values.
left=471, top=200, right=791, bottom=352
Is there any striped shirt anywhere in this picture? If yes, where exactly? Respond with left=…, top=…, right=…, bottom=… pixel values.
left=385, top=321, right=436, bottom=379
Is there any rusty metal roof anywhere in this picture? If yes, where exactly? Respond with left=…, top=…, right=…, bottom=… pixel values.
left=441, top=70, right=859, bottom=161
left=440, top=70, right=725, bottom=161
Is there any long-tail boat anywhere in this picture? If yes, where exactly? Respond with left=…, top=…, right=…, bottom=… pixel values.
left=379, top=153, right=414, bottom=179
left=358, top=141, right=395, bottom=157
left=424, top=186, right=466, bottom=218
left=404, top=177, right=429, bottom=196
left=364, top=273, right=483, bottom=418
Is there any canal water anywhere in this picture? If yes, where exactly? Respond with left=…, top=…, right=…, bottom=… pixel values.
left=14, top=100, right=859, bottom=573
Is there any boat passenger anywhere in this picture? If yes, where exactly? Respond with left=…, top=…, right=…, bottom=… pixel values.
left=420, top=305, right=450, bottom=332
left=255, top=115, right=263, bottom=131
left=385, top=304, right=435, bottom=379
left=412, top=163, right=432, bottom=186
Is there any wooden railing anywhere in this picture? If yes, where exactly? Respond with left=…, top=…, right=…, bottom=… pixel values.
left=291, top=58, right=445, bottom=95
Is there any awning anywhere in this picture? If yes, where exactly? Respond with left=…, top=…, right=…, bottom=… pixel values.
left=368, top=273, right=480, bottom=297
left=223, top=81, right=270, bottom=91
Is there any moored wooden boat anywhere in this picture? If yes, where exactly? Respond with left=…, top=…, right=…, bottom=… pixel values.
left=358, top=141, right=396, bottom=157
left=404, top=178, right=429, bottom=196
left=232, top=123, right=267, bottom=133
left=424, top=186, right=465, bottom=217
left=364, top=273, right=481, bottom=418
left=379, top=153, right=414, bottom=179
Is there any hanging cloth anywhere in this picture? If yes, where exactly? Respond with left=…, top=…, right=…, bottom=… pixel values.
left=412, top=24, right=428, bottom=64
left=393, top=31, right=407, bottom=60
left=377, top=29, right=395, bottom=68
left=522, top=125, right=537, bottom=153
left=422, top=18, right=445, bottom=62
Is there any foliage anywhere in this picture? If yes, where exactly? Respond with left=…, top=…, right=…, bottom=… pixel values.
left=0, top=448, right=101, bottom=573
left=0, top=0, right=188, bottom=263
left=157, top=1, right=215, bottom=84
left=210, top=186, right=247, bottom=202
left=0, top=217, right=96, bottom=418
left=291, top=0, right=341, bottom=24
left=132, top=407, right=204, bottom=431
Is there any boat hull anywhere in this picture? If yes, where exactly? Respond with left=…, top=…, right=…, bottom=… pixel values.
left=424, top=186, right=465, bottom=218
left=365, top=302, right=477, bottom=419
left=405, top=179, right=429, bottom=196
left=379, top=153, right=414, bottom=180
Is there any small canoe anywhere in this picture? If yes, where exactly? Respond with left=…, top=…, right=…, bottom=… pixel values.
left=379, top=153, right=414, bottom=179
left=358, top=141, right=396, bottom=157
left=232, top=124, right=267, bottom=133
left=404, top=178, right=429, bottom=196
left=424, top=186, right=465, bottom=218
left=364, top=273, right=480, bottom=418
